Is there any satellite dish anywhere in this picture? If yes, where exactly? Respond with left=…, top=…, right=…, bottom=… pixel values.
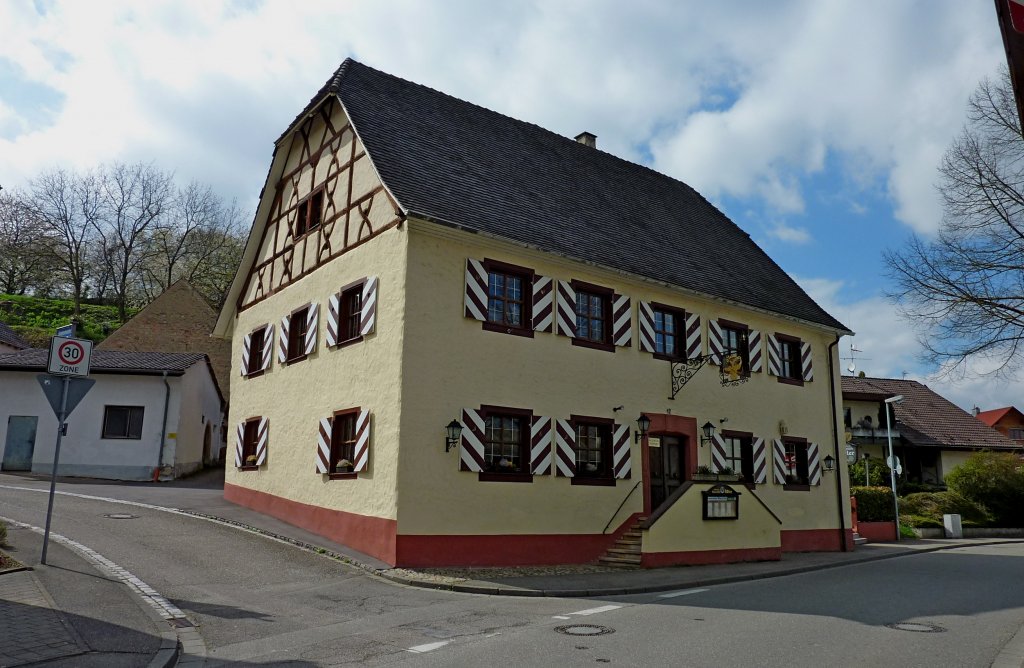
left=847, top=362, right=856, bottom=373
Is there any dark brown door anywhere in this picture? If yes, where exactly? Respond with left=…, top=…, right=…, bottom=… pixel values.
left=649, top=436, right=684, bottom=511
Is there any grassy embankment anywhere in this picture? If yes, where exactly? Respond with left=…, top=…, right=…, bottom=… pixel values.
left=0, top=293, right=133, bottom=347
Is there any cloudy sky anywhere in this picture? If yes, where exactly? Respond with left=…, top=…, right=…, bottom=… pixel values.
left=0, top=0, right=1017, bottom=410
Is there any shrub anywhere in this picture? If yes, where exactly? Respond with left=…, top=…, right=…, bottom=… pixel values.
left=851, top=486, right=895, bottom=521
left=899, top=491, right=992, bottom=526
left=0, top=521, right=7, bottom=547
left=847, top=459, right=893, bottom=488
left=945, top=452, right=1024, bottom=527
left=901, top=514, right=943, bottom=529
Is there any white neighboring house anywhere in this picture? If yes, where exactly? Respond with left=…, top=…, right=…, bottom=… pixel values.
left=0, top=349, right=225, bottom=480
left=0, top=322, right=30, bottom=354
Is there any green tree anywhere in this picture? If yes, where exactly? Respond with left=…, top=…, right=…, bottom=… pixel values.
left=945, top=451, right=1024, bottom=527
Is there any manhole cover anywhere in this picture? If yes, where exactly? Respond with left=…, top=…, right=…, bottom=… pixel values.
left=168, top=617, right=195, bottom=628
left=103, top=513, right=139, bottom=520
left=554, top=624, right=615, bottom=636
left=886, top=622, right=946, bottom=633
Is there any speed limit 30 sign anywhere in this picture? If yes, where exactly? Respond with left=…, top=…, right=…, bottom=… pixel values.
left=48, top=336, right=93, bottom=377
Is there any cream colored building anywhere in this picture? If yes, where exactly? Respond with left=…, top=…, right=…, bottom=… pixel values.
left=214, top=60, right=855, bottom=568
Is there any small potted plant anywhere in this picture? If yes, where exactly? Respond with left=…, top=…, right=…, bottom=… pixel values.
left=716, top=466, right=741, bottom=482
left=245, top=454, right=257, bottom=467
left=335, top=458, right=353, bottom=473
left=693, top=465, right=717, bottom=481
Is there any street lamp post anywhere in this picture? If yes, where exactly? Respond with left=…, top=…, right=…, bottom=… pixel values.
left=884, top=394, right=904, bottom=541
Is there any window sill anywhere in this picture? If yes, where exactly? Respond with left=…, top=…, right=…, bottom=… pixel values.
left=328, top=472, right=358, bottom=480
left=652, top=352, right=686, bottom=363
left=478, top=472, right=533, bottom=483
left=776, top=376, right=804, bottom=387
left=238, top=465, right=260, bottom=472
left=571, top=476, right=616, bottom=486
left=783, top=483, right=810, bottom=491
left=285, top=354, right=308, bottom=365
left=334, top=335, right=364, bottom=349
left=243, top=369, right=265, bottom=379
left=571, top=338, right=615, bottom=353
left=483, top=322, right=534, bottom=338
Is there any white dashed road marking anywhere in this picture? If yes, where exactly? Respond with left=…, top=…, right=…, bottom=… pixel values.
left=567, top=604, right=622, bottom=616
left=658, top=588, right=710, bottom=598
left=406, top=640, right=451, bottom=653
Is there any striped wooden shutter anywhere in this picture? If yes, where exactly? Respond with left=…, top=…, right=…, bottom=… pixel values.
left=316, top=417, right=331, bottom=473
left=241, top=333, right=251, bottom=376
left=304, top=303, right=319, bottom=355
left=555, top=280, right=577, bottom=337
left=530, top=416, right=552, bottom=475
left=234, top=422, right=244, bottom=468
left=261, top=325, right=274, bottom=371
left=464, top=258, right=487, bottom=321
left=748, top=329, right=763, bottom=373
left=638, top=301, right=656, bottom=352
left=772, top=439, right=787, bottom=484
left=801, top=341, right=813, bottom=381
left=751, top=437, right=768, bottom=483
left=278, top=315, right=290, bottom=364
left=707, top=319, right=724, bottom=365
left=360, top=276, right=378, bottom=336
left=554, top=418, right=576, bottom=477
left=766, top=333, right=781, bottom=376
left=459, top=408, right=485, bottom=472
left=710, top=433, right=728, bottom=472
left=612, top=294, right=632, bottom=347
left=612, top=423, right=631, bottom=479
left=807, top=442, right=822, bottom=485
left=532, top=276, right=554, bottom=332
left=254, top=417, right=269, bottom=466
left=684, top=311, right=701, bottom=360
left=326, top=293, right=340, bottom=347
left=353, top=410, right=370, bottom=472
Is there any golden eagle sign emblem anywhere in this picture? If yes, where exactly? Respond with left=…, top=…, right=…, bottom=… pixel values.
left=723, top=354, right=744, bottom=381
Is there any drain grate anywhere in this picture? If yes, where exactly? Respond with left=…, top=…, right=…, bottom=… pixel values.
left=554, top=624, right=615, bottom=636
left=168, top=617, right=195, bottom=629
left=103, top=513, right=139, bottom=520
left=886, top=622, right=946, bottom=633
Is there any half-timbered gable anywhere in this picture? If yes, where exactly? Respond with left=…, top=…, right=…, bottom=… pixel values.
left=239, top=97, right=401, bottom=311
left=216, top=59, right=855, bottom=569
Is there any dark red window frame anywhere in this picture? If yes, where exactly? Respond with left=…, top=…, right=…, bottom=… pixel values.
left=295, top=188, right=324, bottom=238
left=286, top=305, right=309, bottom=363
left=652, top=302, right=687, bottom=361
left=482, top=258, right=534, bottom=338
left=782, top=436, right=810, bottom=489
left=240, top=417, right=261, bottom=470
left=719, top=318, right=750, bottom=376
left=336, top=278, right=365, bottom=347
left=571, top=414, right=615, bottom=486
left=478, top=404, right=533, bottom=482
left=571, top=280, right=613, bottom=352
left=246, top=325, right=267, bottom=376
left=776, top=333, right=804, bottom=386
left=720, top=429, right=755, bottom=484
left=328, top=407, right=360, bottom=480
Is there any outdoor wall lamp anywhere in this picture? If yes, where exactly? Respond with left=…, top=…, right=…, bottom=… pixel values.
left=823, top=454, right=836, bottom=472
left=445, top=419, right=463, bottom=452
left=700, top=421, right=716, bottom=447
left=634, top=414, right=651, bottom=443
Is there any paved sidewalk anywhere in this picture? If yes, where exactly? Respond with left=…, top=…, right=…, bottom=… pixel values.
left=4, top=470, right=1023, bottom=601
left=0, top=522, right=174, bottom=667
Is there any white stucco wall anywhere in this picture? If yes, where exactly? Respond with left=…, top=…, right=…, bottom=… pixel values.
left=0, top=367, right=217, bottom=480
left=169, top=362, right=224, bottom=477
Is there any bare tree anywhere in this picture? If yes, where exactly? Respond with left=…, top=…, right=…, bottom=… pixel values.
left=885, top=67, right=1024, bottom=376
left=95, top=162, right=174, bottom=321
left=28, top=169, right=103, bottom=316
left=0, top=190, right=59, bottom=295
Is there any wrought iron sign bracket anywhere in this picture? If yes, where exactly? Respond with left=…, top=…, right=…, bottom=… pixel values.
left=669, top=354, right=713, bottom=399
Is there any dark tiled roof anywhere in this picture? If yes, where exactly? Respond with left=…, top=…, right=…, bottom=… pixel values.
left=0, top=321, right=30, bottom=350
left=841, top=376, right=1020, bottom=450
left=313, top=60, right=847, bottom=332
left=0, top=349, right=206, bottom=374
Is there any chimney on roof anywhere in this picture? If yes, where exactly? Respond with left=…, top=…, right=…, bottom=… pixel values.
left=972, top=406, right=980, bottom=416
left=575, top=131, right=597, bottom=148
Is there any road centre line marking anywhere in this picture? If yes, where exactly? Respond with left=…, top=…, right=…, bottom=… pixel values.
left=406, top=640, right=451, bottom=653
left=568, top=604, right=621, bottom=616
left=552, top=615, right=571, bottom=620
left=658, top=588, right=709, bottom=598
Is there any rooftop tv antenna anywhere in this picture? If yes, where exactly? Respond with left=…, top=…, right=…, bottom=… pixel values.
left=840, top=343, right=871, bottom=376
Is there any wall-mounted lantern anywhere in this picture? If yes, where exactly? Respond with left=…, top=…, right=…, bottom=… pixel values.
left=700, top=421, right=716, bottom=447
left=445, top=419, right=463, bottom=452
left=823, top=454, right=836, bottom=472
left=634, top=414, right=651, bottom=443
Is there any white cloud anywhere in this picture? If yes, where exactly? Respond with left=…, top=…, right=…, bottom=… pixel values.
left=768, top=222, right=811, bottom=244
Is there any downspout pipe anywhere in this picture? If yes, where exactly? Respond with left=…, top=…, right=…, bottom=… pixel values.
left=827, top=336, right=849, bottom=551
left=155, top=370, right=171, bottom=481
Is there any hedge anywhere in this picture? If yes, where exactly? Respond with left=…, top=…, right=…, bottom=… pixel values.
left=899, top=491, right=991, bottom=526
left=851, top=486, right=895, bottom=522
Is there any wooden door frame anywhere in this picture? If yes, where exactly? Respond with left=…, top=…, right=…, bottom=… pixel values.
left=641, top=413, right=698, bottom=515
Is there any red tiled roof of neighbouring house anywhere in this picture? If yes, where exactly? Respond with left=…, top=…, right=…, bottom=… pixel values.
left=975, top=406, right=1023, bottom=427
left=841, top=376, right=1021, bottom=451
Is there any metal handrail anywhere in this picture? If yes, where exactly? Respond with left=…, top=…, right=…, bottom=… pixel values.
left=603, top=479, right=642, bottom=534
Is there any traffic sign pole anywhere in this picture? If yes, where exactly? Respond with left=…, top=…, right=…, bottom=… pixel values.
left=40, top=376, right=69, bottom=565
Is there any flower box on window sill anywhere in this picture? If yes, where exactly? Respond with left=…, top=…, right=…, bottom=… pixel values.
left=239, top=465, right=259, bottom=472
left=692, top=473, right=742, bottom=483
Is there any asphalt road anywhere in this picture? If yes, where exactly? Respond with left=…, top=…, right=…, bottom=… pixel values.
left=1, top=479, right=1022, bottom=667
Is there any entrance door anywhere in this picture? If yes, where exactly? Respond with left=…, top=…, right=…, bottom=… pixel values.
left=649, top=435, right=685, bottom=511
left=3, top=416, right=38, bottom=471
